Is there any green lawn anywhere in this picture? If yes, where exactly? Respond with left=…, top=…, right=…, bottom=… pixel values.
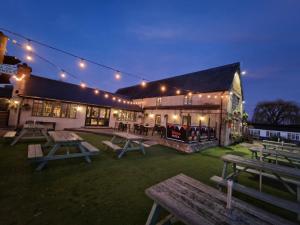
left=0, top=132, right=297, bottom=225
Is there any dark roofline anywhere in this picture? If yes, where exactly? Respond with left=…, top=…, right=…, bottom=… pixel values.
left=117, top=62, right=240, bottom=92
left=115, top=62, right=240, bottom=99
left=29, top=74, right=131, bottom=99
left=21, top=74, right=142, bottom=111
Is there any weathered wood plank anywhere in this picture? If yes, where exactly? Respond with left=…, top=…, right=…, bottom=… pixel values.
left=235, top=165, right=300, bottom=186
left=102, top=140, right=121, bottom=151
left=210, top=175, right=300, bottom=214
left=3, top=131, right=17, bottom=138
left=28, top=144, right=43, bottom=159
left=81, top=141, right=99, bottom=153
left=222, top=154, right=300, bottom=179
left=145, top=174, right=296, bottom=225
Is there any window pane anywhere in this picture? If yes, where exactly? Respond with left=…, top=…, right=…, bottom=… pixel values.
left=99, top=108, right=106, bottom=118
left=91, top=107, right=99, bottom=117
left=43, top=101, right=52, bottom=117
left=32, top=100, right=43, bottom=116
left=69, top=104, right=77, bottom=119
left=61, top=103, right=69, bottom=118
left=52, top=103, right=61, bottom=117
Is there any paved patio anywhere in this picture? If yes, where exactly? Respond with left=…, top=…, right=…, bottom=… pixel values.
left=65, top=127, right=218, bottom=153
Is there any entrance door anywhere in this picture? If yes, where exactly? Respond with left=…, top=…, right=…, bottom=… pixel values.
left=85, top=106, right=110, bottom=126
left=155, top=114, right=161, bottom=125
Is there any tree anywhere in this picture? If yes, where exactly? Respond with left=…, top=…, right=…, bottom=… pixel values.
left=252, top=99, right=300, bottom=125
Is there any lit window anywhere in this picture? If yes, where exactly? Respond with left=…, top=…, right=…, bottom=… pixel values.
left=156, top=97, right=162, bottom=106
left=184, top=95, right=192, bottom=105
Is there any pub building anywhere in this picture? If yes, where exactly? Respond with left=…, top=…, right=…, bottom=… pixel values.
left=0, top=31, right=244, bottom=146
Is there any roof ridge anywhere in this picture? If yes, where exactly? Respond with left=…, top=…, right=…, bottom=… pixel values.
left=116, top=62, right=240, bottom=91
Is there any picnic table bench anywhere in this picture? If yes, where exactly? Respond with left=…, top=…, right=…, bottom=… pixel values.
left=219, top=154, right=300, bottom=220
left=249, top=147, right=300, bottom=168
left=263, top=143, right=300, bottom=153
left=3, top=131, right=17, bottom=138
left=102, top=132, right=146, bottom=158
left=10, top=124, right=51, bottom=146
left=29, top=131, right=99, bottom=171
left=145, top=173, right=296, bottom=225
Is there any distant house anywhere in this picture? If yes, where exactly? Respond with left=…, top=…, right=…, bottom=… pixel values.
left=248, top=123, right=300, bottom=143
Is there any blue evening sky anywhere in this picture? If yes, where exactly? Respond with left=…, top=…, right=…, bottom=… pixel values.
left=1, top=0, right=300, bottom=116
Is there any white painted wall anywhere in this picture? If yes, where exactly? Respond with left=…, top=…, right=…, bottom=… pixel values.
left=9, top=98, right=87, bottom=130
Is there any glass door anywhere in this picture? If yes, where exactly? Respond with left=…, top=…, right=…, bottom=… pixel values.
left=85, top=106, right=110, bottom=126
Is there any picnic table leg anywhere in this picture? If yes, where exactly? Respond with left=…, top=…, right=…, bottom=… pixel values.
left=10, top=129, right=27, bottom=146
left=139, top=141, right=146, bottom=155
left=118, top=140, right=130, bottom=159
left=297, top=186, right=300, bottom=221
left=36, top=143, right=60, bottom=171
left=145, top=202, right=162, bottom=225
left=221, top=162, right=228, bottom=179
left=78, top=144, right=91, bottom=163
left=110, top=135, right=116, bottom=143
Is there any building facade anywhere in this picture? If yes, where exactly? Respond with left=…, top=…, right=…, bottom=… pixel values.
left=0, top=32, right=244, bottom=146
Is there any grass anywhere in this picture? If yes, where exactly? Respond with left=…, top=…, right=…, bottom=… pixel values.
left=0, top=132, right=297, bottom=225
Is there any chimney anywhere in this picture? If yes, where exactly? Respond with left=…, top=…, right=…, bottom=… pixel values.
left=0, top=31, right=8, bottom=64
left=13, top=63, right=32, bottom=96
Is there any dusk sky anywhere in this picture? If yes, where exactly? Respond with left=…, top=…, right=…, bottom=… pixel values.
left=2, top=0, right=300, bottom=116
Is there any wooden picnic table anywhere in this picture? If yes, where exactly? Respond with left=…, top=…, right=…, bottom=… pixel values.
left=221, top=154, right=300, bottom=195
left=249, top=147, right=300, bottom=168
left=103, top=132, right=146, bottom=158
left=145, top=173, right=296, bottom=225
left=32, top=131, right=99, bottom=171
left=11, top=124, right=51, bottom=146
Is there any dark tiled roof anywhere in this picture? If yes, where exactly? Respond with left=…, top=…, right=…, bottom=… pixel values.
left=21, top=75, right=142, bottom=111
left=249, top=123, right=300, bottom=133
left=116, top=63, right=240, bottom=98
left=0, top=85, right=13, bottom=98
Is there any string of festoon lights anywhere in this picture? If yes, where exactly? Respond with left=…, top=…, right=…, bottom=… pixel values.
left=1, top=27, right=247, bottom=105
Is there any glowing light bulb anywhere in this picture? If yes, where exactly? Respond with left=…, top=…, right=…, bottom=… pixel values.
left=118, top=99, right=121, bottom=102
left=112, top=97, right=116, bottom=101
left=176, top=90, right=181, bottom=95
left=241, top=71, right=246, bottom=76
left=198, top=94, right=202, bottom=98
left=104, top=93, right=109, bottom=98
left=60, top=71, right=66, bottom=78
left=141, top=80, right=147, bottom=87
left=79, top=60, right=86, bottom=68
left=115, top=71, right=121, bottom=80
left=25, top=43, right=33, bottom=51
left=161, top=86, right=166, bottom=92
left=94, top=89, right=99, bottom=94
left=26, top=55, right=33, bottom=61
left=80, top=82, right=86, bottom=88
left=207, top=95, right=211, bottom=98
left=188, top=92, right=192, bottom=96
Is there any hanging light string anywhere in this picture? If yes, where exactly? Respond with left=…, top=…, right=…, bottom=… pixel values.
left=1, top=27, right=238, bottom=100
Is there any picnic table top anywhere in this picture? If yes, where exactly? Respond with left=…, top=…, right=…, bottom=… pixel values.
left=222, top=154, right=300, bottom=179
left=249, top=147, right=300, bottom=159
left=113, top=132, right=144, bottom=140
left=48, top=131, right=83, bottom=143
left=263, top=140, right=296, bottom=147
left=23, top=124, right=47, bottom=129
left=146, top=173, right=295, bottom=225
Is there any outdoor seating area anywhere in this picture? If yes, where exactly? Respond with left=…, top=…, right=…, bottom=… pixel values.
left=0, top=131, right=299, bottom=224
